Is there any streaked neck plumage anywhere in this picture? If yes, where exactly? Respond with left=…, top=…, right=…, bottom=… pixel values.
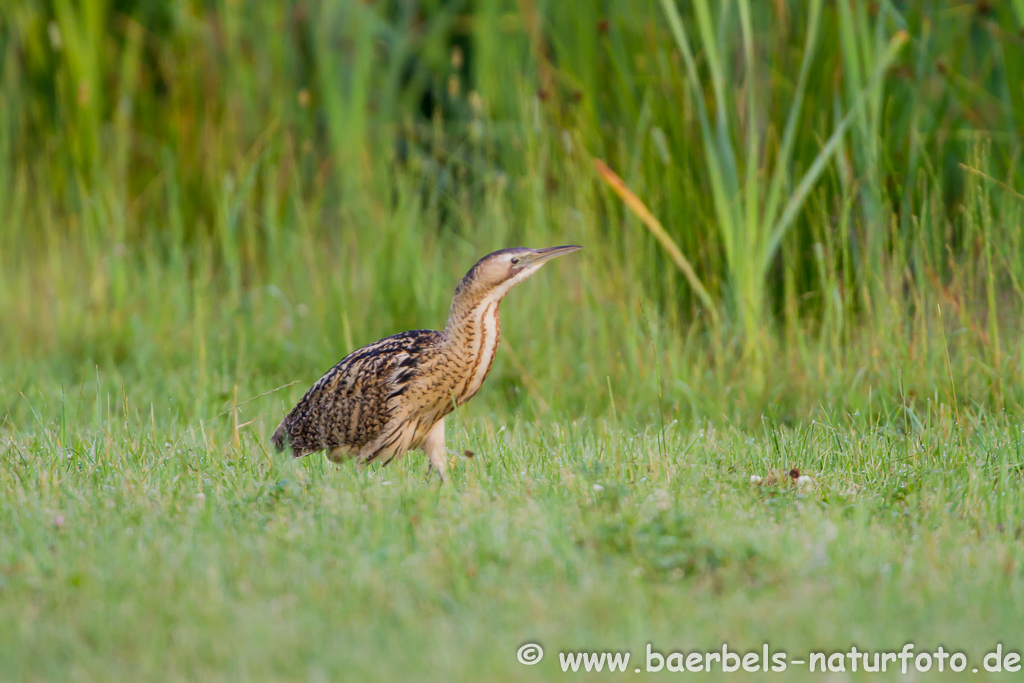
left=442, top=267, right=536, bottom=404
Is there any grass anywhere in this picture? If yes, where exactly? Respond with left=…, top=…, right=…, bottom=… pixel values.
left=3, top=0, right=1024, bottom=680
left=3, top=403, right=1023, bottom=680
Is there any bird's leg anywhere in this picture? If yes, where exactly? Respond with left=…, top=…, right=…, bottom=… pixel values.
left=423, top=417, right=447, bottom=482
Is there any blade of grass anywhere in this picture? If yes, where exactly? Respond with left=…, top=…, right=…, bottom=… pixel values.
left=594, top=158, right=719, bottom=324
left=738, top=0, right=759, bottom=262
left=764, top=30, right=908, bottom=271
left=762, top=0, right=823, bottom=236
left=659, top=0, right=737, bottom=263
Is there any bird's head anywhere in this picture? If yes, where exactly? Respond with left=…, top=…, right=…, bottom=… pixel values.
left=458, top=245, right=582, bottom=298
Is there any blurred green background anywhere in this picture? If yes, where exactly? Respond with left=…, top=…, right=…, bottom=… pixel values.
left=2, top=0, right=1024, bottom=425
left=5, top=3, right=1024, bottom=680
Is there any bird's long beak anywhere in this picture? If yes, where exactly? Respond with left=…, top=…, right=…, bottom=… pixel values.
left=520, top=245, right=582, bottom=267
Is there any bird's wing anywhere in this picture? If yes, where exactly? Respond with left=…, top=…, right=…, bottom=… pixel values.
left=273, top=329, right=444, bottom=457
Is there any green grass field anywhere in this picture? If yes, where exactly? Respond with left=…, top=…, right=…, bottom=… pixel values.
left=3, top=409, right=1024, bottom=680
left=3, top=0, right=1024, bottom=680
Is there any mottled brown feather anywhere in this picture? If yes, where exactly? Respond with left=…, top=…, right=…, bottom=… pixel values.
left=272, top=329, right=443, bottom=457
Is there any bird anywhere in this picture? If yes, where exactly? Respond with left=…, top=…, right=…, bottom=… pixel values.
left=271, top=245, right=581, bottom=481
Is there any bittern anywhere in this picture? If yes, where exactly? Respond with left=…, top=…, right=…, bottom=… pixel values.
left=271, top=245, right=581, bottom=480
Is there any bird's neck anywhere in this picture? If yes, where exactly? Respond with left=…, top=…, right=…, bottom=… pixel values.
left=442, top=286, right=506, bottom=403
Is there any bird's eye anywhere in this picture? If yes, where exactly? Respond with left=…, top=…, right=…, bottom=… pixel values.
left=510, top=257, right=520, bottom=265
